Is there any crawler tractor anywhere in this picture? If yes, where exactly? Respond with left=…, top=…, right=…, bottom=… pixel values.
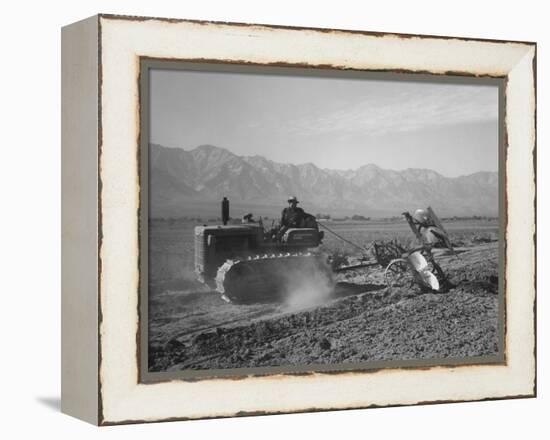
left=194, top=198, right=330, bottom=302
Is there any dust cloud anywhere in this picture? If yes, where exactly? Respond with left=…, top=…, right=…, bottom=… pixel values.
left=281, top=258, right=335, bottom=311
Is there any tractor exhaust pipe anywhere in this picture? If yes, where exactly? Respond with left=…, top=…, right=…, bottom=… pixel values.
left=221, top=197, right=229, bottom=225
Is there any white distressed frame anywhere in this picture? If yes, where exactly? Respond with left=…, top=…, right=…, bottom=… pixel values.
left=76, top=15, right=536, bottom=424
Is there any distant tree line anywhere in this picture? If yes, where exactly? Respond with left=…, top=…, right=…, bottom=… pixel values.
left=315, top=213, right=371, bottom=221
left=150, top=215, right=278, bottom=225
left=441, top=215, right=498, bottom=221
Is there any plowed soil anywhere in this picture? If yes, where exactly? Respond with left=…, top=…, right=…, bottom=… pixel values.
left=149, top=241, right=500, bottom=372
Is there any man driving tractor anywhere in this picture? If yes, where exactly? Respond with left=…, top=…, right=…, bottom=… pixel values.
left=275, top=196, right=308, bottom=241
left=281, top=196, right=305, bottom=228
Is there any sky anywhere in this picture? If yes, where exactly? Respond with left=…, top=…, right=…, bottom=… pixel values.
left=149, top=68, right=499, bottom=177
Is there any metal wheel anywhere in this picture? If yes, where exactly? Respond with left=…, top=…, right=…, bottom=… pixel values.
left=384, top=258, right=415, bottom=289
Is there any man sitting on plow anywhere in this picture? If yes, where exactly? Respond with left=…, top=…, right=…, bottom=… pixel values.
left=402, top=207, right=456, bottom=290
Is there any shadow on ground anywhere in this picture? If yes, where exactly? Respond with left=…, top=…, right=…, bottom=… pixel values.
left=36, top=396, right=61, bottom=412
left=332, top=282, right=386, bottom=299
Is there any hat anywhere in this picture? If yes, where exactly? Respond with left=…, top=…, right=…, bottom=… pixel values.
left=287, top=196, right=299, bottom=203
left=413, top=209, right=430, bottom=224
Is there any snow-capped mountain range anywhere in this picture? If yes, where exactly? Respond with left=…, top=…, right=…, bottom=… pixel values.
left=149, top=143, right=498, bottom=218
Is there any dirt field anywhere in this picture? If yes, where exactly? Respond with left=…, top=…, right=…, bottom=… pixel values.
left=148, top=219, right=500, bottom=372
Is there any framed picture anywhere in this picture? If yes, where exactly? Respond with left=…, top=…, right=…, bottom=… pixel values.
left=61, top=14, right=536, bottom=425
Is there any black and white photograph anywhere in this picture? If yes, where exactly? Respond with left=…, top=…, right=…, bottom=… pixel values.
left=144, top=66, right=504, bottom=375
left=2, top=0, right=545, bottom=432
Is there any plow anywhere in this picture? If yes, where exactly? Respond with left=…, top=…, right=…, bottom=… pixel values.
left=195, top=198, right=456, bottom=303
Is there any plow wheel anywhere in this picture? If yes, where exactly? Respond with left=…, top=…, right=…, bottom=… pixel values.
left=384, top=258, right=414, bottom=289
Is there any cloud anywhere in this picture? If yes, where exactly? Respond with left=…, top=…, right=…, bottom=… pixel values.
left=284, top=82, right=498, bottom=138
